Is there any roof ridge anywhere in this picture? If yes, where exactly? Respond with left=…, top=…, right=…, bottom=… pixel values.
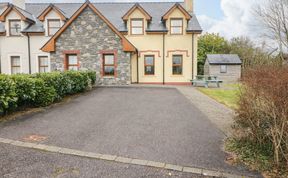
left=25, top=1, right=181, bottom=5
left=11, top=4, right=34, bottom=16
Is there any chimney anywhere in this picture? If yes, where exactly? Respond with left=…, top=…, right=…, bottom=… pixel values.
left=12, top=0, right=25, bottom=9
left=184, top=0, right=193, bottom=13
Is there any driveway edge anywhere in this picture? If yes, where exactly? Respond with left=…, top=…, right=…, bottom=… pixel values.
left=0, top=137, right=249, bottom=178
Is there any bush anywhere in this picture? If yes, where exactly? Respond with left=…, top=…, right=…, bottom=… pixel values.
left=63, top=71, right=87, bottom=94
left=36, top=72, right=68, bottom=100
left=86, top=70, right=96, bottom=85
left=0, top=70, right=96, bottom=116
left=11, top=74, right=37, bottom=106
left=11, top=74, right=57, bottom=107
left=33, top=79, right=56, bottom=107
left=235, top=65, right=288, bottom=171
left=0, top=75, right=17, bottom=114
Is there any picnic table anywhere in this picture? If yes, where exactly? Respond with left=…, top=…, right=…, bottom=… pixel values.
left=191, top=75, right=223, bottom=88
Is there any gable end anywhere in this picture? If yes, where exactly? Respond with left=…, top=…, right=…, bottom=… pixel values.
left=41, top=2, right=136, bottom=53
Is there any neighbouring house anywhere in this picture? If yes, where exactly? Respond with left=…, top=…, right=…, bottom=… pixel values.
left=204, top=54, right=242, bottom=83
left=0, top=0, right=202, bottom=85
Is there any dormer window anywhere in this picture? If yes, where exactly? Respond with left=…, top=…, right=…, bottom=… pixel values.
left=47, top=19, right=61, bottom=36
left=9, top=20, right=21, bottom=36
left=170, top=18, right=183, bottom=35
left=131, top=18, right=144, bottom=35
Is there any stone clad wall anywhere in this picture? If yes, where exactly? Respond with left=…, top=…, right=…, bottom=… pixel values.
left=50, top=7, right=131, bottom=85
left=208, top=65, right=241, bottom=83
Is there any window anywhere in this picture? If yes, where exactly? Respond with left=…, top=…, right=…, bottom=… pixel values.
left=9, top=20, right=21, bottom=36
left=172, top=55, right=182, bottom=75
left=11, top=56, right=21, bottom=74
left=103, top=54, right=115, bottom=76
left=131, top=19, right=144, bottom=35
left=39, top=56, right=49, bottom=73
left=66, top=54, right=78, bottom=71
left=47, top=19, right=61, bottom=36
left=220, top=65, right=227, bottom=73
left=170, top=18, right=183, bottom=35
left=144, top=55, right=155, bottom=75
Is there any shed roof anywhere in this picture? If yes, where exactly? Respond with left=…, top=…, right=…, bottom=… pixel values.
left=207, top=54, right=242, bottom=65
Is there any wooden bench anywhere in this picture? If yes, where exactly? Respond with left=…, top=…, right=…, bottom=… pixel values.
left=191, top=75, right=208, bottom=88
left=191, top=75, right=223, bottom=88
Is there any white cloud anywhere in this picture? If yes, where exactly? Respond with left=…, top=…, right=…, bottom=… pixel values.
left=198, top=0, right=262, bottom=39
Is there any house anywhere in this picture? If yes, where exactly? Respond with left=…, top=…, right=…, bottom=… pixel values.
left=204, top=54, right=242, bottom=83
left=0, top=0, right=202, bottom=85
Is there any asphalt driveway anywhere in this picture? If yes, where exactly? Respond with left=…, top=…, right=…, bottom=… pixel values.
left=0, top=87, right=257, bottom=176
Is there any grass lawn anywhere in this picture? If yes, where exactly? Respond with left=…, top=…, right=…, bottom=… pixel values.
left=197, top=83, right=240, bottom=109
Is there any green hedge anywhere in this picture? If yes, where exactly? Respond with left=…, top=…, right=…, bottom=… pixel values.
left=0, top=71, right=96, bottom=115
left=0, top=75, right=17, bottom=114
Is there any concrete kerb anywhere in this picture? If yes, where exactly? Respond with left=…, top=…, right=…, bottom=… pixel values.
left=0, top=137, right=249, bottom=178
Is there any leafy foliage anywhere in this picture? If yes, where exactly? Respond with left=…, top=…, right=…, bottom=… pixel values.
left=63, top=71, right=88, bottom=94
left=0, top=70, right=96, bottom=115
left=36, top=72, right=70, bottom=100
left=33, top=78, right=57, bottom=107
left=0, top=75, right=17, bottom=114
left=228, top=37, right=282, bottom=70
left=197, top=33, right=229, bottom=75
left=11, top=74, right=38, bottom=106
left=197, top=34, right=283, bottom=75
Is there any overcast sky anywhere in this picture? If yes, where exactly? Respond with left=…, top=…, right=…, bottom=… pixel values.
left=196, top=0, right=262, bottom=40
left=1, top=0, right=263, bottom=40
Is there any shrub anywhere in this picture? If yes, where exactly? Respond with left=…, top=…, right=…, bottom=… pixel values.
left=86, top=70, right=96, bottom=85
left=235, top=65, right=288, bottom=171
left=11, top=74, right=57, bottom=107
left=0, top=75, right=17, bottom=114
left=0, top=70, right=96, bottom=116
left=36, top=72, right=68, bottom=100
left=33, top=79, right=56, bottom=107
left=79, top=71, right=92, bottom=90
left=11, top=74, right=37, bottom=106
left=63, top=71, right=87, bottom=94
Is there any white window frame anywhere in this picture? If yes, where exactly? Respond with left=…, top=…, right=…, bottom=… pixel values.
left=37, top=55, right=50, bottom=73
left=220, top=65, right=227, bottom=73
left=130, top=18, right=144, bottom=35
left=45, top=18, right=62, bottom=37
left=170, top=18, right=183, bottom=35
left=7, top=19, right=22, bottom=37
left=9, top=55, right=22, bottom=74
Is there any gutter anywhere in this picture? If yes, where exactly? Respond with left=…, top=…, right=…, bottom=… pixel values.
left=26, top=33, right=32, bottom=74
left=192, top=34, right=194, bottom=80
left=136, top=49, right=139, bottom=83
left=162, top=33, right=165, bottom=85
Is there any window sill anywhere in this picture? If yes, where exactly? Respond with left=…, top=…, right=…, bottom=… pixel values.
left=170, top=34, right=183, bottom=36
left=129, top=34, right=145, bottom=36
left=142, top=75, right=156, bottom=77
left=7, top=35, right=23, bottom=37
left=171, top=75, right=184, bottom=77
left=102, top=76, right=115, bottom=79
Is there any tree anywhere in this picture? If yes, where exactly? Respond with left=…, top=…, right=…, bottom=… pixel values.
left=197, top=33, right=229, bottom=75
left=255, top=0, right=288, bottom=61
left=228, top=37, right=277, bottom=70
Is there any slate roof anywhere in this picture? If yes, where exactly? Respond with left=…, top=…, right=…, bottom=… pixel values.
left=14, top=5, right=35, bottom=22
left=22, top=19, right=45, bottom=33
left=206, top=54, right=242, bottom=65
left=0, top=2, right=202, bottom=33
left=0, top=3, right=5, bottom=33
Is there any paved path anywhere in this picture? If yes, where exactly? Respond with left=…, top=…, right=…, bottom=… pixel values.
left=0, top=87, right=259, bottom=177
left=176, top=86, right=235, bottom=136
